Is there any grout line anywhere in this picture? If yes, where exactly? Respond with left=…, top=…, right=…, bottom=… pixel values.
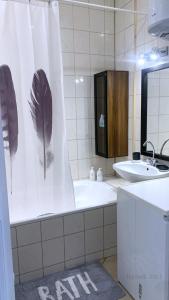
left=13, top=223, right=116, bottom=248
left=40, top=221, right=45, bottom=277
left=18, top=246, right=116, bottom=280
left=14, top=227, right=21, bottom=284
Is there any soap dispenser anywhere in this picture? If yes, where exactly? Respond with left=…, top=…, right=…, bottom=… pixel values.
left=97, top=168, right=103, bottom=182
left=89, top=166, right=96, bottom=181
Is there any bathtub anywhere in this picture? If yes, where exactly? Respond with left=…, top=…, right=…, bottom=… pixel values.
left=10, top=179, right=117, bottom=284
left=74, top=180, right=116, bottom=210
left=10, top=179, right=117, bottom=225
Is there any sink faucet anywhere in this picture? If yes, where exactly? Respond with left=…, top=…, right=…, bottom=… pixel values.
left=143, top=140, right=156, bottom=166
left=160, top=139, right=169, bottom=156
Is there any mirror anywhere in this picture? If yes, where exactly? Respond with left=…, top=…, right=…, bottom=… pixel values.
left=141, top=63, right=169, bottom=161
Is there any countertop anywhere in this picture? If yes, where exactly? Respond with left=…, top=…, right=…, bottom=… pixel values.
left=121, top=177, right=169, bottom=214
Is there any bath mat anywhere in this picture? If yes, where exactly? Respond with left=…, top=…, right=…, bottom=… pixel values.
left=15, top=262, right=125, bottom=300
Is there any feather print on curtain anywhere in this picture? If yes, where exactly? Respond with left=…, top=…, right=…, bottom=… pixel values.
left=29, top=69, right=53, bottom=179
left=0, top=65, right=18, bottom=193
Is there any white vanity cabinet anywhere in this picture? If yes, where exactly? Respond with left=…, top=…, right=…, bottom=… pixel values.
left=117, top=179, right=169, bottom=300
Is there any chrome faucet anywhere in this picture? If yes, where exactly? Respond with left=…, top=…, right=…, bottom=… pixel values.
left=160, top=139, right=169, bottom=156
left=143, top=140, right=156, bottom=166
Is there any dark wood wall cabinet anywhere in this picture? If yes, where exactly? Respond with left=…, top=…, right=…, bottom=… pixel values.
left=94, top=70, right=129, bottom=158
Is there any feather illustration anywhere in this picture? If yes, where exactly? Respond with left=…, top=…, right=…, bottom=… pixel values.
left=30, top=69, right=53, bottom=179
left=0, top=65, right=18, bottom=193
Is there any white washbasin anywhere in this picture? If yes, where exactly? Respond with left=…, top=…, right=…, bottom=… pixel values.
left=113, top=160, right=169, bottom=182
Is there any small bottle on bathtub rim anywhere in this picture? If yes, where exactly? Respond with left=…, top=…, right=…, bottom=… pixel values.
left=97, top=168, right=103, bottom=182
left=89, top=166, right=96, bottom=181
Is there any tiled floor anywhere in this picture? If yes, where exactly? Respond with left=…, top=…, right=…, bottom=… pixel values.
left=101, top=256, right=133, bottom=300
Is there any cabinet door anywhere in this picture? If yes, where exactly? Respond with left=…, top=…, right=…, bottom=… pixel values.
left=117, top=190, right=137, bottom=299
left=94, top=72, right=108, bottom=157
left=135, top=200, right=168, bottom=300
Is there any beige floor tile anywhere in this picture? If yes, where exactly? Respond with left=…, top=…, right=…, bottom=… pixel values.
left=101, top=256, right=133, bottom=300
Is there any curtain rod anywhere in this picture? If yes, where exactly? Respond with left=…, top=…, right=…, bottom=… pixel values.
left=60, top=0, right=147, bottom=15
left=4, top=0, right=148, bottom=15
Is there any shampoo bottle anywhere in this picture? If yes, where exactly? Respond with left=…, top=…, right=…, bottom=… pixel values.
left=97, top=168, right=103, bottom=182
left=89, top=166, right=96, bottom=181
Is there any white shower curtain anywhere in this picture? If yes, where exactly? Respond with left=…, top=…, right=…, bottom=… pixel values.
left=0, top=0, right=75, bottom=222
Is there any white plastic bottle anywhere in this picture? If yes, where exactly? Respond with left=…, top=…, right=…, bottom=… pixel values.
left=97, top=168, right=103, bottom=182
left=89, top=166, right=96, bottom=181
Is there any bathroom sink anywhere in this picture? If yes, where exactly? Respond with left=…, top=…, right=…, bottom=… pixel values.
left=113, top=160, right=169, bottom=182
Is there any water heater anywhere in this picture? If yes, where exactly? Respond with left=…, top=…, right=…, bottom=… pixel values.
left=148, top=0, right=169, bottom=40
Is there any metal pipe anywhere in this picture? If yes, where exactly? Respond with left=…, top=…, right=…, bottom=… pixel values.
left=143, top=140, right=155, bottom=159
left=160, top=139, right=169, bottom=156
left=3, top=0, right=148, bottom=14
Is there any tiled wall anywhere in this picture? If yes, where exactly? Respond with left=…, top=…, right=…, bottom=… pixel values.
left=12, top=204, right=117, bottom=284
left=59, top=0, right=116, bottom=179
left=115, top=0, right=169, bottom=156
left=115, top=0, right=135, bottom=159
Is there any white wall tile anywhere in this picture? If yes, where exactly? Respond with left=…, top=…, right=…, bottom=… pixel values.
left=73, top=6, right=90, bottom=31
left=65, top=256, right=85, bottom=269
left=44, top=263, right=64, bottom=276
left=74, top=30, right=90, bottom=53
left=77, top=119, right=92, bottom=139
left=147, top=97, right=159, bottom=116
left=70, top=160, right=79, bottom=179
left=62, top=53, right=75, bottom=75
left=11, top=227, right=17, bottom=249
left=86, top=251, right=103, bottom=263
left=65, top=232, right=85, bottom=260
left=43, top=237, right=64, bottom=267
left=85, top=208, right=103, bottom=229
left=76, top=98, right=91, bottom=119
left=159, top=115, right=169, bottom=133
left=66, top=120, right=77, bottom=140
left=85, top=227, right=103, bottom=254
left=91, top=55, right=105, bottom=74
left=125, top=25, right=134, bottom=52
left=89, top=9, right=104, bottom=33
left=64, top=76, right=75, bottom=98
left=64, top=213, right=84, bottom=234
left=105, top=34, right=114, bottom=56
left=90, top=32, right=105, bottom=55
left=68, top=140, right=78, bottom=160
left=105, top=11, right=114, bottom=34
left=17, top=222, right=41, bottom=247
left=104, top=224, right=117, bottom=249
left=75, top=54, right=91, bottom=75
left=89, top=0, right=105, bottom=4
left=104, top=205, right=117, bottom=225
left=65, top=98, right=76, bottom=119
left=76, top=76, right=91, bottom=97
left=12, top=249, right=19, bottom=275
left=104, top=247, right=117, bottom=257
left=147, top=116, right=158, bottom=134
left=61, top=29, right=74, bottom=52
left=78, top=159, right=91, bottom=178
left=77, top=139, right=92, bottom=159
left=159, top=97, right=169, bottom=115
left=20, top=269, right=43, bottom=283
left=59, top=4, right=73, bottom=29
left=148, top=78, right=159, bottom=98
left=105, top=55, right=114, bottom=70
left=41, top=217, right=63, bottom=241
left=18, top=243, right=42, bottom=274
left=135, top=118, right=141, bottom=141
